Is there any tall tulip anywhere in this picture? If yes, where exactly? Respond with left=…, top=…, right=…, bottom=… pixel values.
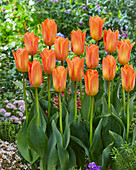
left=24, top=32, right=38, bottom=58
left=12, top=48, right=29, bottom=72
left=28, top=60, right=43, bottom=88
left=13, top=48, right=29, bottom=124
left=117, top=39, right=135, bottom=65
left=102, top=55, right=117, bottom=82
left=41, top=19, right=57, bottom=47
left=66, top=57, right=84, bottom=82
left=84, top=69, right=99, bottom=150
left=71, top=29, right=86, bottom=56
left=39, top=48, right=56, bottom=75
left=121, top=65, right=136, bottom=141
left=102, top=55, right=117, bottom=110
left=86, top=44, right=99, bottom=69
left=52, top=66, right=67, bottom=137
left=103, top=29, right=119, bottom=53
left=89, top=15, right=106, bottom=42
left=54, top=36, right=69, bottom=64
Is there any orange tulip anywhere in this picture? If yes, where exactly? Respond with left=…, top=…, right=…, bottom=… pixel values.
left=12, top=48, right=29, bottom=72
left=71, top=29, right=86, bottom=56
left=121, top=65, right=136, bottom=92
left=103, top=29, right=119, bottom=53
left=89, top=15, right=106, bottom=41
left=54, top=37, right=69, bottom=61
left=52, top=66, right=67, bottom=92
left=102, top=55, right=117, bottom=81
left=39, top=48, right=56, bottom=75
left=41, top=19, right=57, bottom=46
left=24, top=32, right=38, bottom=56
left=84, top=69, right=99, bottom=96
left=117, top=39, right=135, bottom=65
left=66, top=56, right=84, bottom=82
left=86, top=44, right=99, bottom=69
left=28, top=60, right=43, bottom=87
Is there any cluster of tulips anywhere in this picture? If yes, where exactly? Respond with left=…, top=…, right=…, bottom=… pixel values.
left=12, top=15, right=136, bottom=151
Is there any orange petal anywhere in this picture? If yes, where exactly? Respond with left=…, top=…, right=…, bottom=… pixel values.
left=102, top=57, right=110, bottom=81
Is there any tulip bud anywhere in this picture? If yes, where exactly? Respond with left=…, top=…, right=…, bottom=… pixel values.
left=71, top=29, right=86, bottom=56
left=86, top=44, right=99, bottom=69
left=24, top=32, right=38, bottom=56
left=84, top=69, right=99, bottom=96
left=66, top=56, right=84, bottom=82
left=12, top=48, right=29, bottom=72
left=28, top=60, right=43, bottom=87
left=41, top=19, right=57, bottom=46
left=52, top=66, right=67, bottom=92
left=89, top=15, right=106, bottom=41
left=103, top=29, right=119, bottom=53
left=39, top=48, right=56, bottom=75
left=117, top=39, right=135, bottom=65
left=54, top=37, right=69, bottom=61
left=121, top=65, right=136, bottom=92
left=102, top=55, right=117, bottom=81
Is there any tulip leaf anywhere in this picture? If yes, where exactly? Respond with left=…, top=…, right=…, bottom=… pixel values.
left=132, top=126, right=136, bottom=143
left=81, top=93, right=90, bottom=120
left=52, top=120, right=69, bottom=170
left=129, top=94, right=136, bottom=122
left=27, top=115, right=48, bottom=159
left=101, top=142, right=114, bottom=169
left=68, top=97, right=75, bottom=125
left=67, top=146, right=76, bottom=169
left=63, top=113, right=70, bottom=149
left=70, top=80, right=75, bottom=98
left=17, top=122, right=39, bottom=163
left=109, top=130, right=124, bottom=148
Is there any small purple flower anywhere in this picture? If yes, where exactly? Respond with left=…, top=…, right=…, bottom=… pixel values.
left=54, top=0, right=58, bottom=2
left=118, top=33, right=122, bottom=38
left=5, top=100, right=9, bottom=104
left=83, top=5, right=86, bottom=10
left=0, top=109, right=6, bottom=113
left=28, top=82, right=32, bottom=86
left=64, top=10, right=70, bottom=14
left=135, top=20, right=136, bottom=23
left=17, top=111, right=23, bottom=117
left=1, top=88, right=4, bottom=91
left=57, top=32, right=65, bottom=38
left=96, top=3, right=101, bottom=9
left=22, top=116, right=26, bottom=120
left=4, top=112, right=11, bottom=117
left=79, top=22, right=83, bottom=26
left=19, top=105, right=25, bottom=112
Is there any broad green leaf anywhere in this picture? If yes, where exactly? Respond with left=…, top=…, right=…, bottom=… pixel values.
left=67, top=146, right=76, bottom=169
left=63, top=113, right=70, bottom=149
left=129, top=94, right=136, bottom=123
left=68, top=97, right=75, bottom=125
left=27, top=115, right=48, bottom=159
left=81, top=93, right=90, bottom=120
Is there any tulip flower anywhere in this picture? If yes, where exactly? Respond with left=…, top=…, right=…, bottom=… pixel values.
left=71, top=29, right=86, bottom=56
left=117, top=39, right=135, bottom=65
left=41, top=19, right=57, bottom=46
left=102, top=55, right=117, bottom=81
left=121, top=65, right=136, bottom=92
left=52, top=66, right=67, bottom=92
left=89, top=15, right=106, bottom=41
left=12, top=48, right=29, bottom=72
left=86, top=44, right=99, bottom=69
left=103, top=29, right=119, bottom=53
left=28, top=60, right=43, bottom=87
left=39, top=48, right=56, bottom=75
left=54, top=36, right=69, bottom=62
left=24, top=32, right=38, bottom=57
left=66, top=57, right=84, bottom=82
left=84, top=69, right=99, bottom=96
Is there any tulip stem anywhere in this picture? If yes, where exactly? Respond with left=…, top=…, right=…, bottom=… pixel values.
left=35, top=87, right=40, bottom=126
left=126, top=92, right=129, bottom=142
left=48, top=74, right=51, bottom=118
left=89, top=96, right=94, bottom=150
left=59, top=92, right=63, bottom=138
left=111, top=79, right=114, bottom=101
left=123, top=88, right=126, bottom=113
left=23, top=72, right=28, bottom=125
left=88, top=96, right=92, bottom=121
left=74, top=82, right=77, bottom=119
left=61, top=61, right=63, bottom=66
left=80, top=80, right=82, bottom=103
left=108, top=81, right=110, bottom=111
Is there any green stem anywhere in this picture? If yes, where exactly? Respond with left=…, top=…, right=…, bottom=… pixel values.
left=90, top=96, right=94, bottom=149
left=59, top=92, right=63, bottom=137
left=61, top=61, right=63, bottom=66
left=126, top=92, right=129, bottom=142
left=23, top=72, right=28, bottom=125
left=111, top=79, right=114, bottom=101
left=31, top=164, right=35, bottom=170
left=88, top=96, right=92, bottom=121
left=123, top=88, right=126, bottom=113
left=74, top=82, right=77, bottom=119
left=108, top=81, right=110, bottom=111
left=48, top=74, right=51, bottom=118
left=80, top=80, right=82, bottom=103
left=35, top=87, right=40, bottom=126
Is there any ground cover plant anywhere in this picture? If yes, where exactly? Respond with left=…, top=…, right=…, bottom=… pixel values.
left=0, top=0, right=136, bottom=170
